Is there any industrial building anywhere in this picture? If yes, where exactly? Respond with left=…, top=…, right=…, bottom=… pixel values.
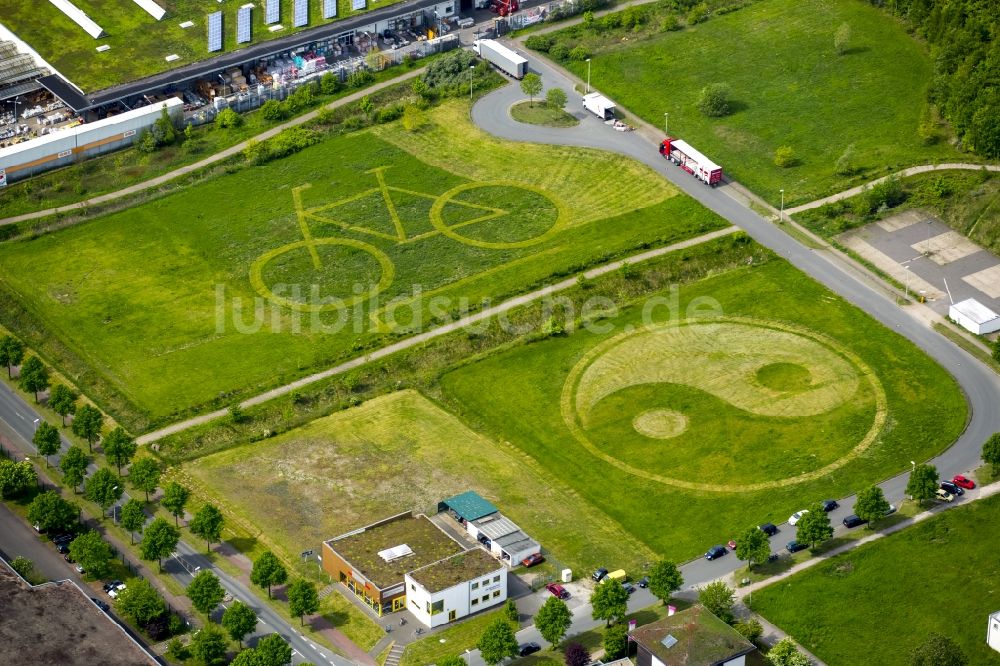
left=405, top=548, right=507, bottom=627
left=438, top=491, right=541, bottom=567
left=949, top=298, right=1000, bottom=335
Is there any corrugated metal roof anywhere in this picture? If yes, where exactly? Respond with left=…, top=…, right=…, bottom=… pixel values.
left=951, top=298, right=999, bottom=325
left=441, top=491, right=498, bottom=522
left=473, top=515, right=518, bottom=540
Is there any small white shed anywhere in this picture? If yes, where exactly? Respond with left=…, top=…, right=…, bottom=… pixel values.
left=989, top=610, right=1000, bottom=654
left=949, top=298, right=1000, bottom=335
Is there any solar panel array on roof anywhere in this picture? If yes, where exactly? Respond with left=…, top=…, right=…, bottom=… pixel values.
left=265, top=0, right=280, bottom=24
left=323, top=0, right=337, bottom=19
left=293, top=0, right=308, bottom=27
left=207, top=11, right=223, bottom=52
left=237, top=5, right=252, bottom=43
left=351, top=0, right=366, bottom=10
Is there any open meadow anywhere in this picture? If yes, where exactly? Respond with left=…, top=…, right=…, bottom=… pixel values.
left=0, top=101, right=727, bottom=430
left=0, top=0, right=407, bottom=91
left=752, top=491, right=1000, bottom=664
left=551, top=0, right=972, bottom=205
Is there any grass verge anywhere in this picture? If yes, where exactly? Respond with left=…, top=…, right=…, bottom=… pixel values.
left=509, top=101, right=579, bottom=128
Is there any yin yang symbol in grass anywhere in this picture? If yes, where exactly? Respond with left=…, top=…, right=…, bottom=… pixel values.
left=561, top=318, right=887, bottom=492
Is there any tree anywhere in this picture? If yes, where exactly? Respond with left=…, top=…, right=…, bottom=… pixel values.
left=60, top=446, right=89, bottom=492
left=162, top=481, right=190, bottom=526
left=835, top=143, right=857, bottom=176
left=102, top=426, right=137, bottom=475
left=48, top=384, right=78, bottom=425
left=648, top=559, right=683, bottom=604
left=0, top=335, right=24, bottom=378
left=910, top=633, right=968, bottom=666
left=402, top=104, right=425, bottom=132
left=141, top=517, right=180, bottom=571
left=698, top=581, right=735, bottom=624
left=591, top=579, right=628, bottom=626
left=546, top=87, right=567, bottom=110
left=190, top=623, right=228, bottom=666
left=564, top=642, right=589, bottom=666
left=230, top=650, right=259, bottom=666
left=907, top=464, right=940, bottom=503
left=120, top=498, right=146, bottom=544
left=359, top=95, right=375, bottom=117
left=697, top=83, right=731, bottom=117
left=735, top=525, right=771, bottom=569
left=437, top=657, right=466, bottom=666
left=520, top=73, right=543, bottom=107
left=71, top=405, right=103, bottom=453
left=534, top=596, right=571, bottom=646
left=256, top=633, right=293, bottom=666
left=84, top=468, right=122, bottom=518
left=33, top=421, right=61, bottom=467
left=115, top=578, right=167, bottom=625
left=190, top=503, right=225, bottom=552
left=287, top=578, right=319, bottom=626
left=69, top=530, right=114, bottom=578
left=834, top=22, right=852, bottom=55
left=10, top=555, right=35, bottom=581
left=251, top=550, right=287, bottom=598
left=260, top=99, right=286, bottom=122
left=983, top=433, right=1000, bottom=476
left=18, top=355, right=49, bottom=402
left=0, top=459, right=37, bottom=498
left=28, top=490, right=77, bottom=533
left=603, top=623, right=628, bottom=659
left=222, top=601, right=258, bottom=648
left=735, top=618, right=763, bottom=642
left=215, top=107, right=242, bottom=130
left=504, top=598, right=519, bottom=623
left=477, top=617, right=518, bottom=666
left=795, top=503, right=834, bottom=548
left=187, top=570, right=226, bottom=616
left=854, top=485, right=891, bottom=526
left=774, top=146, right=796, bottom=167
left=129, top=457, right=161, bottom=502
left=767, top=637, right=810, bottom=666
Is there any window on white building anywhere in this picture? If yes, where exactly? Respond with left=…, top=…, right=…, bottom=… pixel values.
left=471, top=598, right=479, bottom=606
left=492, top=590, right=500, bottom=598
left=471, top=582, right=479, bottom=590
left=493, top=575, right=500, bottom=583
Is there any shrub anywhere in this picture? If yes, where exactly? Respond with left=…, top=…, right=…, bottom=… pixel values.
left=697, top=83, right=731, bottom=117
left=316, top=107, right=337, bottom=125
left=320, top=72, right=340, bottom=95
left=214, top=107, right=242, bottom=129
left=550, top=43, right=571, bottom=61
left=342, top=114, right=370, bottom=130
left=686, top=2, right=709, bottom=24
left=422, top=49, right=478, bottom=91
left=835, top=143, right=857, bottom=176
left=735, top=618, right=763, bottom=641
left=525, top=34, right=555, bottom=52
left=660, top=13, right=680, bottom=31
left=568, top=45, right=590, bottom=61
left=260, top=100, right=286, bottom=122
left=346, top=69, right=375, bottom=88
left=774, top=145, right=796, bottom=168
left=375, top=103, right=405, bottom=124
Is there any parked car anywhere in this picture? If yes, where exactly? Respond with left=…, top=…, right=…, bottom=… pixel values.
left=637, top=576, right=649, bottom=588
left=842, top=514, right=867, bottom=528
left=107, top=582, right=127, bottom=599
left=786, top=540, right=807, bottom=553
left=592, top=567, right=608, bottom=582
left=788, top=510, right=809, bottom=526
left=545, top=583, right=569, bottom=599
left=935, top=489, right=955, bottom=503
left=518, top=642, right=541, bottom=657
left=884, top=504, right=897, bottom=516
left=940, top=481, right=964, bottom=496
left=821, top=499, right=839, bottom=512
left=56, top=543, right=70, bottom=555
left=103, top=580, right=123, bottom=593
left=759, top=523, right=779, bottom=537
left=622, top=582, right=636, bottom=595
left=75, top=564, right=85, bottom=574
left=705, top=545, right=727, bottom=561
left=90, top=597, right=110, bottom=612
left=477, top=534, right=491, bottom=547
left=521, top=553, right=545, bottom=568
left=952, top=475, right=976, bottom=490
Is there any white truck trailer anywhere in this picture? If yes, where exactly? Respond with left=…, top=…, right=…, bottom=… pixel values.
left=582, top=92, right=616, bottom=119
left=473, top=39, right=527, bottom=79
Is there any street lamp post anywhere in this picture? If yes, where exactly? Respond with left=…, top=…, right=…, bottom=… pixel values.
left=909, top=461, right=916, bottom=500
left=664, top=112, right=668, bottom=136
left=469, top=64, right=475, bottom=104
left=779, top=189, right=784, bottom=224
left=585, top=58, right=591, bottom=94
left=111, top=486, right=119, bottom=521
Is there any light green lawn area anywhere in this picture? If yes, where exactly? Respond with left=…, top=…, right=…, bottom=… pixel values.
left=400, top=610, right=508, bottom=666
left=753, top=491, right=1000, bottom=665
left=556, top=0, right=973, bottom=205
left=0, top=101, right=726, bottom=431
left=438, top=259, right=967, bottom=565
left=0, top=0, right=408, bottom=91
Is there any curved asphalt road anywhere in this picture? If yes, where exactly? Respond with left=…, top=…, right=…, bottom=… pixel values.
left=471, top=52, right=1000, bottom=586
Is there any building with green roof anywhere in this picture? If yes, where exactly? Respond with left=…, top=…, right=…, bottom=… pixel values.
left=630, top=605, right=756, bottom=666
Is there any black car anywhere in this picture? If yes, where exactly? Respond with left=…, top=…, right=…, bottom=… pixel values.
left=518, top=642, right=542, bottom=657
left=103, top=580, right=123, bottom=593
left=90, top=597, right=110, bottom=612
left=758, top=523, right=779, bottom=537
left=637, top=576, right=649, bottom=588
left=52, top=533, right=74, bottom=544
left=842, top=514, right=867, bottom=528
left=477, top=534, right=491, bottom=547
left=705, top=545, right=727, bottom=561
left=623, top=582, right=636, bottom=595
left=592, top=567, right=609, bottom=582
left=786, top=540, right=807, bottom=553
left=940, top=481, right=964, bottom=496
left=821, top=499, right=839, bottom=512
left=56, top=543, right=70, bottom=555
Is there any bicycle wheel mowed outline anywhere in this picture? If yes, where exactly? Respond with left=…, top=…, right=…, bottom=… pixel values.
left=250, top=168, right=569, bottom=311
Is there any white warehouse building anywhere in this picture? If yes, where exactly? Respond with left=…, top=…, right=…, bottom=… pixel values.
left=438, top=491, right=541, bottom=568
left=949, top=298, right=1000, bottom=335
left=405, top=548, right=507, bottom=628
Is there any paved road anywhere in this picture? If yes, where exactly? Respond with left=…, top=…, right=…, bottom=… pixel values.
left=0, top=382, right=348, bottom=666
left=0, top=499, right=87, bottom=585
left=470, top=48, right=1000, bottom=597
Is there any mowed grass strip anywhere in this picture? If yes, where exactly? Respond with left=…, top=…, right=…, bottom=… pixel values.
left=752, top=491, right=1000, bottom=665
left=559, top=0, right=971, bottom=205
left=439, top=259, right=966, bottom=564
left=185, top=389, right=657, bottom=577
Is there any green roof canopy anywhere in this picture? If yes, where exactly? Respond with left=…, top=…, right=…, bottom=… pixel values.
left=438, top=491, right=498, bottom=522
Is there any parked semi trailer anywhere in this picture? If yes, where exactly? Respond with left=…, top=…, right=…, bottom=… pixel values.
left=582, top=92, right=615, bottom=119
left=659, top=137, right=723, bottom=186
left=473, top=39, right=527, bottom=79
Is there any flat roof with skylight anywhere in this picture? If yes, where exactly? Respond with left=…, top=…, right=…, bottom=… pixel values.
left=408, top=548, right=502, bottom=594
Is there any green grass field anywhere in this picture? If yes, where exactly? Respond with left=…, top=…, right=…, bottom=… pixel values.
left=509, top=101, right=579, bottom=128
left=752, top=492, right=1000, bottom=664
left=0, top=102, right=727, bottom=430
left=438, top=259, right=967, bottom=563
left=185, top=389, right=657, bottom=578
left=0, top=0, right=407, bottom=92
left=554, top=0, right=972, bottom=205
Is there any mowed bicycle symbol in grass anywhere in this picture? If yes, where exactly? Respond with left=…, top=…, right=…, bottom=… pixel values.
left=250, top=167, right=569, bottom=312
